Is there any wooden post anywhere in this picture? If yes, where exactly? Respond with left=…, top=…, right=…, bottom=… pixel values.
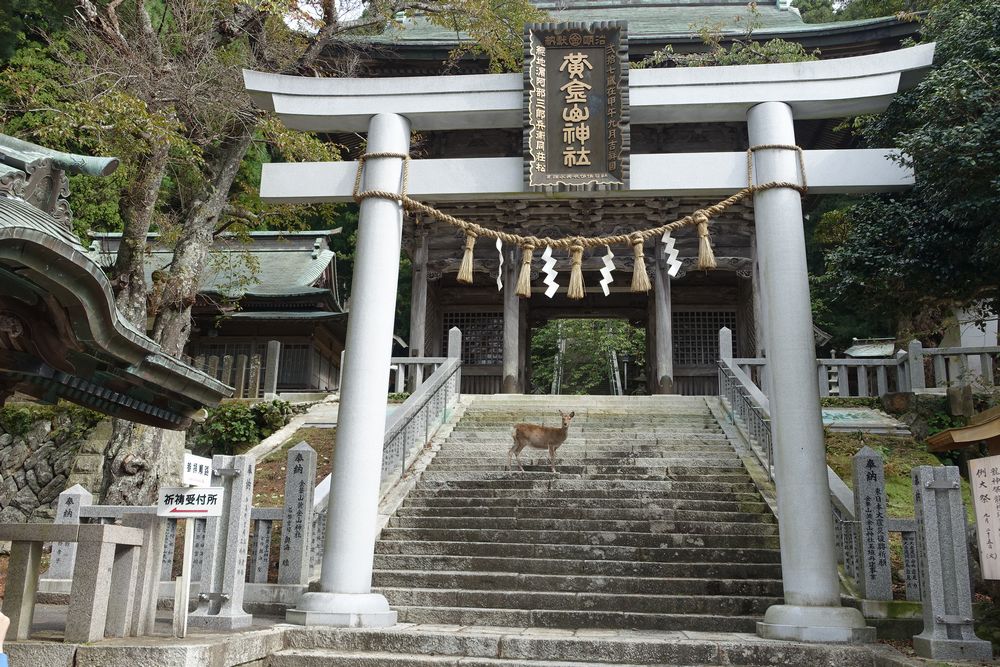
left=502, top=245, right=520, bottom=393
left=653, top=255, right=674, bottom=394
left=407, top=228, right=428, bottom=391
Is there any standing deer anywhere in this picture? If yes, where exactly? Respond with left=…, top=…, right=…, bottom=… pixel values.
left=509, top=410, right=575, bottom=473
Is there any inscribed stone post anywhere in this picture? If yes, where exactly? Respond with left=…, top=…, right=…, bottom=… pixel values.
left=852, top=446, right=892, bottom=600
left=279, top=442, right=316, bottom=584
left=221, top=355, right=234, bottom=387
left=188, top=453, right=254, bottom=630
left=902, top=529, right=922, bottom=601
left=234, top=354, right=248, bottom=399
left=160, top=519, right=177, bottom=582
left=190, top=518, right=206, bottom=581
left=43, top=484, right=91, bottom=580
left=911, top=465, right=991, bottom=660
left=207, top=355, right=220, bottom=381
left=248, top=355, right=262, bottom=399
left=251, top=519, right=272, bottom=584
left=263, top=340, right=281, bottom=399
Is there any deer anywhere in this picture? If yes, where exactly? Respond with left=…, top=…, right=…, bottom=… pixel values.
left=508, top=410, right=575, bottom=473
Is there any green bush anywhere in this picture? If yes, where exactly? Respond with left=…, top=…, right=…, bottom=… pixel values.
left=196, top=403, right=259, bottom=455
left=387, top=392, right=410, bottom=404
left=251, top=400, right=294, bottom=438
left=196, top=400, right=295, bottom=455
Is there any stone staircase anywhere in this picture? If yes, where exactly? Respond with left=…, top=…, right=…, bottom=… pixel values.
left=270, top=395, right=803, bottom=666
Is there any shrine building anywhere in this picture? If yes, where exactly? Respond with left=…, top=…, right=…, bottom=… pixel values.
left=305, top=0, right=922, bottom=396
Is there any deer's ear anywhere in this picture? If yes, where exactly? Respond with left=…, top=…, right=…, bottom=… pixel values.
left=570, top=411, right=575, bottom=418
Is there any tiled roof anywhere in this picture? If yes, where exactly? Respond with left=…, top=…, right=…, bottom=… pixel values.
left=363, top=2, right=903, bottom=46
left=88, top=231, right=340, bottom=299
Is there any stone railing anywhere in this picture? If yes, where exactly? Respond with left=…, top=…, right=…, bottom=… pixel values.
left=725, top=338, right=999, bottom=400
left=718, top=358, right=774, bottom=482
left=717, top=326, right=992, bottom=658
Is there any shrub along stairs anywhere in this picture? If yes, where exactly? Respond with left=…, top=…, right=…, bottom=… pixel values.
left=267, top=394, right=884, bottom=666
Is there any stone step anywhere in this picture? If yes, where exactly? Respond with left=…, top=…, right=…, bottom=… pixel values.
left=394, top=507, right=772, bottom=523
left=402, top=497, right=770, bottom=513
left=448, top=430, right=725, bottom=438
left=374, top=540, right=781, bottom=563
left=379, top=526, right=777, bottom=549
left=388, top=512, right=776, bottom=531
left=270, top=650, right=668, bottom=667
left=381, top=529, right=777, bottom=550
left=436, top=445, right=738, bottom=456
left=377, top=587, right=779, bottom=616
left=372, top=554, right=783, bottom=578
left=425, top=464, right=747, bottom=475
left=416, top=476, right=758, bottom=492
left=392, top=605, right=760, bottom=632
left=274, top=625, right=883, bottom=667
left=370, top=570, right=784, bottom=597
left=406, top=488, right=764, bottom=502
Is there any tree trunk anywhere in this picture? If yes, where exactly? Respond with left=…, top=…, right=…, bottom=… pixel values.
left=101, top=131, right=254, bottom=504
left=112, top=142, right=169, bottom=326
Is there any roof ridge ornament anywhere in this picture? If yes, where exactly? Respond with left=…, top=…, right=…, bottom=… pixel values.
left=0, top=133, right=120, bottom=231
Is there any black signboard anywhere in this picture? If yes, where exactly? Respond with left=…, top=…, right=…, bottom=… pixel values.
left=524, top=21, right=629, bottom=192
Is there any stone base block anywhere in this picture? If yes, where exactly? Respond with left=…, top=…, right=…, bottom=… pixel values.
left=757, top=604, right=874, bottom=644
left=187, top=611, right=253, bottom=631
left=913, top=635, right=994, bottom=661
left=286, top=592, right=398, bottom=628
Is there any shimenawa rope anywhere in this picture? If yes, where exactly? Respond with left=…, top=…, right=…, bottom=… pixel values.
left=353, top=146, right=806, bottom=298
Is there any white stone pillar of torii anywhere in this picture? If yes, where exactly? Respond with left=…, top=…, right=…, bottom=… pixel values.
left=244, top=43, right=935, bottom=640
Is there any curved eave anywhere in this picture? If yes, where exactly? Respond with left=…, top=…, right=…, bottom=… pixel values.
left=0, top=198, right=232, bottom=422
left=244, top=42, right=935, bottom=133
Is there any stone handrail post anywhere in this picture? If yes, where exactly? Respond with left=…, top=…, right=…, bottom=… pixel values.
left=189, top=453, right=255, bottom=630
left=907, top=340, right=926, bottom=391
left=911, top=465, right=991, bottom=660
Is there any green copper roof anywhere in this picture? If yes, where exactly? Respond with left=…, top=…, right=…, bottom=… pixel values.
left=366, top=2, right=905, bottom=47
left=0, top=133, right=231, bottom=427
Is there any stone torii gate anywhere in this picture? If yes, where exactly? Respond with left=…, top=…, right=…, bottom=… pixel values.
left=244, top=42, right=935, bottom=642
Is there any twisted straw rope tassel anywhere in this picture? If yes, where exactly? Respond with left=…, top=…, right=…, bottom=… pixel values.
left=694, top=212, right=717, bottom=270
left=630, top=235, right=651, bottom=293
left=567, top=242, right=585, bottom=300
left=457, top=232, right=477, bottom=284
left=516, top=243, right=535, bottom=298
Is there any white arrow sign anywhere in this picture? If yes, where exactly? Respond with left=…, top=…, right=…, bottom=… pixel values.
left=156, top=486, right=224, bottom=517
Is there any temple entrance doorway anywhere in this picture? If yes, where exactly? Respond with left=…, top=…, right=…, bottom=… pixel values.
left=528, top=318, right=647, bottom=395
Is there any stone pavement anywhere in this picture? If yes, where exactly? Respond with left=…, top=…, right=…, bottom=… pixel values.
left=4, top=615, right=937, bottom=667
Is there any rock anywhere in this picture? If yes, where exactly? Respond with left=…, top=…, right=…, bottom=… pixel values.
left=36, top=463, right=54, bottom=487
left=12, top=484, right=38, bottom=511
left=38, top=474, right=67, bottom=502
left=13, top=469, right=25, bottom=488
left=0, top=433, right=11, bottom=446
left=25, top=468, right=39, bottom=494
left=881, top=392, right=913, bottom=415
left=5, top=442, right=29, bottom=470
left=947, top=385, right=975, bottom=418
left=29, top=420, right=52, bottom=442
left=0, top=505, right=26, bottom=523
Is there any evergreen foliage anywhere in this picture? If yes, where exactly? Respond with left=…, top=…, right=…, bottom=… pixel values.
left=815, top=0, right=1000, bottom=340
